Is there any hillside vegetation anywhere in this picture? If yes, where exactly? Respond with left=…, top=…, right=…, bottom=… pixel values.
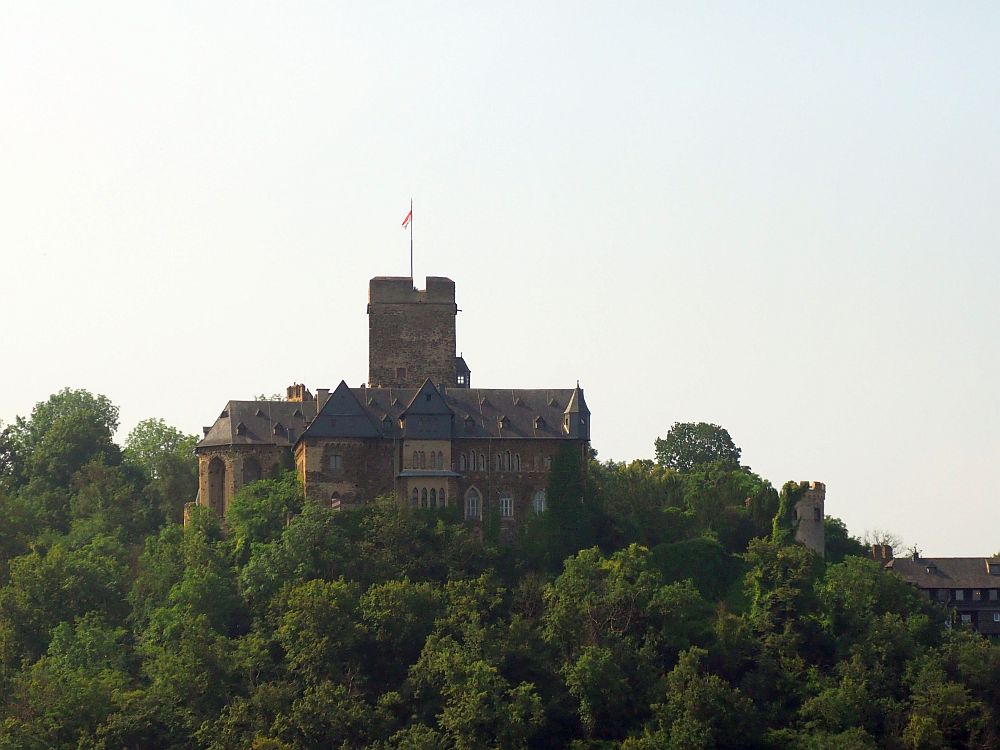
left=1, top=391, right=997, bottom=749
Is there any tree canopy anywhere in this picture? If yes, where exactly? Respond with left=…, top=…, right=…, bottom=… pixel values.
left=1, top=393, right=993, bottom=750
left=654, top=422, right=742, bottom=472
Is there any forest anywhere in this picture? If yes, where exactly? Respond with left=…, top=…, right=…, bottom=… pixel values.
left=1, top=388, right=998, bottom=749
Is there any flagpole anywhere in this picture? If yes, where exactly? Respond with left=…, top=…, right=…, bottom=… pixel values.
left=409, top=198, right=413, bottom=281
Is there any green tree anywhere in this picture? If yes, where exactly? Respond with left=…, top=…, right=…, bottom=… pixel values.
left=654, top=422, right=741, bottom=472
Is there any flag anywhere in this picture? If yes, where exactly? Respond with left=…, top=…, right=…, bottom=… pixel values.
left=402, top=209, right=412, bottom=229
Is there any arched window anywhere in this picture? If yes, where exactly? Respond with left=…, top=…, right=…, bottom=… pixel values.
left=430, top=488, right=437, bottom=508
left=499, top=491, right=513, bottom=518
left=495, top=453, right=502, bottom=471
left=544, top=456, right=552, bottom=470
left=421, top=488, right=428, bottom=508
left=514, top=454, right=521, bottom=472
left=420, top=451, right=426, bottom=468
left=439, top=487, right=446, bottom=506
left=458, top=454, right=467, bottom=471
left=533, top=489, right=547, bottom=514
left=465, top=488, right=481, bottom=520
left=412, top=451, right=419, bottom=469
left=437, top=451, right=444, bottom=469
left=411, top=488, right=419, bottom=507
left=242, top=457, right=262, bottom=486
left=479, top=453, right=486, bottom=471
left=505, top=451, right=511, bottom=471
left=207, top=457, right=225, bottom=515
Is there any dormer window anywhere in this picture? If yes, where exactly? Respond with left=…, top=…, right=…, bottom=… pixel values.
left=457, top=374, right=466, bottom=386
left=292, top=408, right=303, bottom=418
left=255, top=408, right=266, bottom=417
left=273, top=422, right=285, bottom=436
left=236, top=422, right=247, bottom=436
left=534, top=416, right=545, bottom=430
left=220, top=410, right=229, bottom=418
left=499, top=415, right=510, bottom=429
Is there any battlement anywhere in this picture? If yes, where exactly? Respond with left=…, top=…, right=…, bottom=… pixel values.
left=286, top=383, right=313, bottom=402
left=798, top=480, right=825, bottom=495
left=369, top=276, right=456, bottom=305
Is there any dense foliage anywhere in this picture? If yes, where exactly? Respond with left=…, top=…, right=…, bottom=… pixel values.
left=1, top=394, right=997, bottom=749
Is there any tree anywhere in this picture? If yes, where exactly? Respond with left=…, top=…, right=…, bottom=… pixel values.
left=654, top=422, right=741, bottom=472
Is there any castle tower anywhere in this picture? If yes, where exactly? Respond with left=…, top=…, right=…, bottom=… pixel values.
left=794, top=481, right=825, bottom=557
left=368, top=276, right=459, bottom=388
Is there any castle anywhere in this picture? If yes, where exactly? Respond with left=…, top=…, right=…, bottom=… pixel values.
left=194, top=275, right=591, bottom=525
left=193, top=273, right=826, bottom=556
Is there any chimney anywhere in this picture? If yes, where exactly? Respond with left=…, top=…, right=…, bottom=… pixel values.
left=316, top=388, right=330, bottom=409
left=871, top=544, right=894, bottom=562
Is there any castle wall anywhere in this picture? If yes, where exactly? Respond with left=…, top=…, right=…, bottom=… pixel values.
left=296, top=437, right=397, bottom=507
left=368, top=276, right=457, bottom=388
left=196, top=445, right=292, bottom=516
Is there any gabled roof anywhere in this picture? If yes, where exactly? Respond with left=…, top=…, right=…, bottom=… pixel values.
left=197, top=384, right=588, bottom=447
left=887, top=557, right=1000, bottom=589
left=401, top=379, right=453, bottom=417
left=301, top=380, right=381, bottom=439
left=197, top=399, right=317, bottom=448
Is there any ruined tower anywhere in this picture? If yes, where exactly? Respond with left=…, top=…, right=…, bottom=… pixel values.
left=794, top=481, right=826, bottom=557
left=367, top=276, right=461, bottom=388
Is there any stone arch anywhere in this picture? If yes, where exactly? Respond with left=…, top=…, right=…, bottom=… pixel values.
left=242, top=457, right=262, bottom=486
left=207, top=457, right=226, bottom=515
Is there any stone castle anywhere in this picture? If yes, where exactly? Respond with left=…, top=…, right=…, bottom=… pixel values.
left=193, top=273, right=825, bottom=555
left=194, top=275, right=591, bottom=526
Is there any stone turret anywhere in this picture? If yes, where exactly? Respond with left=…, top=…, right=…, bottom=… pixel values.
left=794, top=481, right=825, bottom=557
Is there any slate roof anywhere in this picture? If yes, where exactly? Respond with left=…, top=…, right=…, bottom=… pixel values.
left=197, top=383, right=589, bottom=448
left=887, top=557, right=1000, bottom=589
left=197, top=399, right=318, bottom=448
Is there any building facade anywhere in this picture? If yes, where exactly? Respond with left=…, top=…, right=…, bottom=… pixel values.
left=878, top=546, right=1000, bottom=636
left=194, top=275, right=590, bottom=525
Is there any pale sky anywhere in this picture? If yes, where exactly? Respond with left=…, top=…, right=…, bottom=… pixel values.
left=2, top=3, right=998, bottom=555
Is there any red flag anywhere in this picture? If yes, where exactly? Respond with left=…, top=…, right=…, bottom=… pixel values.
left=402, top=209, right=412, bottom=229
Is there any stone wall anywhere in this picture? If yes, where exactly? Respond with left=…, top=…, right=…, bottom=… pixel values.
left=196, top=445, right=291, bottom=516
left=296, top=437, right=397, bottom=506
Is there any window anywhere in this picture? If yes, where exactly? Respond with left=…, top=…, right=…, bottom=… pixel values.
left=514, top=454, right=521, bottom=472
left=412, top=451, right=419, bottom=469
left=994, top=613, right=1000, bottom=623
left=457, top=374, right=466, bottom=385
left=544, top=456, right=552, bottom=470
left=937, top=589, right=948, bottom=601
left=813, top=507, right=821, bottom=521
left=499, top=492, right=513, bottom=518
left=961, top=613, right=972, bottom=624
left=495, top=454, right=502, bottom=471
left=421, top=488, right=428, bottom=508
left=458, top=454, right=467, bottom=471
left=479, top=453, right=486, bottom=471
left=420, top=451, right=426, bottom=468
left=438, top=451, right=445, bottom=469
left=430, top=488, right=437, bottom=508
left=974, top=589, right=983, bottom=601
left=329, top=454, right=343, bottom=472
left=956, top=590, right=965, bottom=601
left=533, top=490, right=547, bottom=514
left=465, top=489, right=481, bottom=520
left=505, top=451, right=511, bottom=471
left=410, top=488, right=419, bottom=507
left=439, top=487, right=446, bottom=506
left=991, top=590, right=998, bottom=601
